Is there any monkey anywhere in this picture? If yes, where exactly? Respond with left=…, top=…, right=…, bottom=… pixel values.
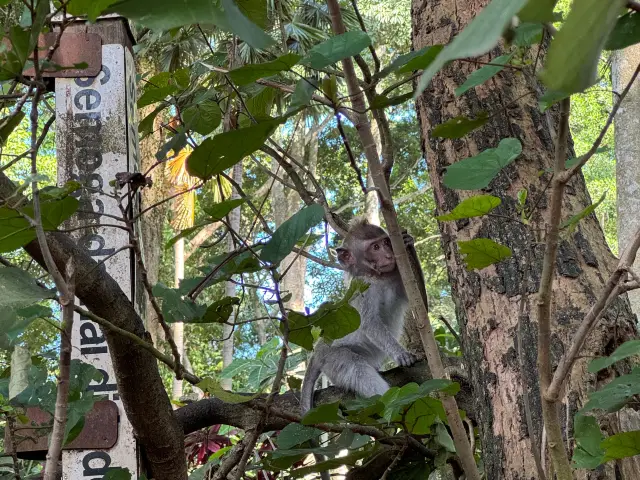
left=301, top=217, right=418, bottom=413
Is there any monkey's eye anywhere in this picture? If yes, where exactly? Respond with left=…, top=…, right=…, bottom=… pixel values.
left=373, top=243, right=380, bottom=250
left=384, top=239, right=391, bottom=247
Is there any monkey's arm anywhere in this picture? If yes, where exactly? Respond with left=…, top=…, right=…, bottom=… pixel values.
left=359, top=302, right=415, bottom=367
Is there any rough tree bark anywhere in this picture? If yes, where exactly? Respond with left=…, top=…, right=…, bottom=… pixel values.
left=272, top=118, right=307, bottom=311
left=612, top=43, right=640, bottom=479
left=412, top=1, right=638, bottom=478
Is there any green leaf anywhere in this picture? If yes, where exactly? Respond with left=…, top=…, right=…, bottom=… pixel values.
left=517, top=0, right=558, bottom=23
left=443, top=138, right=522, bottom=190
left=165, top=222, right=214, bottom=249
left=605, top=13, right=640, bottom=51
left=431, top=113, right=489, bottom=139
left=538, top=90, right=570, bottom=112
left=198, top=297, right=240, bottom=324
left=436, top=195, right=501, bottom=221
left=229, top=53, right=301, bottom=86
left=560, top=192, right=605, bottom=231
left=66, top=0, right=119, bottom=21
left=286, top=312, right=315, bottom=351
left=139, top=105, right=165, bottom=138
left=369, top=92, right=413, bottom=109
left=286, top=78, right=318, bottom=114
left=277, top=423, right=323, bottom=449
left=0, top=267, right=55, bottom=309
left=301, top=401, right=343, bottom=425
left=203, top=198, right=246, bottom=221
left=589, top=340, right=640, bottom=373
left=187, top=119, right=282, bottom=179
left=572, top=414, right=605, bottom=469
left=183, top=100, right=222, bottom=136
left=152, top=282, right=206, bottom=323
left=379, top=45, right=444, bottom=77
left=108, top=0, right=274, bottom=49
left=435, top=422, right=456, bottom=452
left=239, top=87, right=276, bottom=128
left=0, top=111, right=25, bottom=147
left=137, top=85, right=178, bottom=108
left=513, top=23, right=544, bottom=47
left=103, top=468, right=132, bottom=480
left=260, top=204, right=324, bottom=264
left=23, top=196, right=80, bottom=230
left=458, top=238, right=512, bottom=270
left=290, top=449, right=370, bottom=478
left=198, top=377, right=259, bottom=403
left=540, top=0, right=626, bottom=94
left=602, top=430, right=640, bottom=461
left=415, top=0, right=528, bottom=97
left=301, top=31, right=372, bottom=70
left=455, top=54, right=513, bottom=96
left=581, top=370, right=640, bottom=413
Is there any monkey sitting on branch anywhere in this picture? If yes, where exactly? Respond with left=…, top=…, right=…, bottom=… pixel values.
left=301, top=218, right=419, bottom=415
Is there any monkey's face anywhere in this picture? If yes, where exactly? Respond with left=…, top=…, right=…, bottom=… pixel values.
left=364, top=236, right=396, bottom=273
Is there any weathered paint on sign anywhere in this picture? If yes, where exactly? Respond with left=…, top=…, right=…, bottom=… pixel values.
left=56, top=43, right=139, bottom=479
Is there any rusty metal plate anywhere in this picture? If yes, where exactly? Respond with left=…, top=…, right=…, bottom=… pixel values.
left=1, top=32, right=102, bottom=78
left=4, top=400, right=118, bottom=459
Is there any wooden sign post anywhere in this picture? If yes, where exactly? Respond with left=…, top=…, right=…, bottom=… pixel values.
left=55, top=16, right=141, bottom=479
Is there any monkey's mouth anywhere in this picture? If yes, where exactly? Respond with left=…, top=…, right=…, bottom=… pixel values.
left=376, top=262, right=396, bottom=273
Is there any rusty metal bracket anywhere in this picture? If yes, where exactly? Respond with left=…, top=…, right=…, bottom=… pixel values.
left=1, top=31, right=102, bottom=78
left=4, top=400, right=119, bottom=460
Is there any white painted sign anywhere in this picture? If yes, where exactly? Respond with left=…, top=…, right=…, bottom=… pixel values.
left=56, top=43, right=140, bottom=479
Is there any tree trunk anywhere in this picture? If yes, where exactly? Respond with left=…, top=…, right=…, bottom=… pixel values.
left=272, top=117, right=307, bottom=311
left=172, top=238, right=185, bottom=400
left=136, top=57, right=170, bottom=345
left=612, top=44, right=640, bottom=479
left=411, top=1, right=638, bottom=478
left=221, top=162, right=243, bottom=390
left=614, top=45, right=640, bottom=317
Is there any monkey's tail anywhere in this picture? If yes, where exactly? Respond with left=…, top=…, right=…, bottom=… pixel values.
left=300, top=355, right=330, bottom=480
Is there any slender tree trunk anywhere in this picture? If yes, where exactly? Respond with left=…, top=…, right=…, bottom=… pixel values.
left=272, top=117, right=307, bottom=311
left=136, top=58, right=169, bottom=345
left=171, top=238, right=185, bottom=400
left=612, top=44, right=640, bottom=479
left=614, top=45, right=640, bottom=315
left=412, top=1, right=638, bottom=478
left=221, top=162, right=243, bottom=390
left=367, top=124, right=381, bottom=225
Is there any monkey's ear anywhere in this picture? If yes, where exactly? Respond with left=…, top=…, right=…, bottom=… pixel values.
left=336, top=247, right=355, bottom=266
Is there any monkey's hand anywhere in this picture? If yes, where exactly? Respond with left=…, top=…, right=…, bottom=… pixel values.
left=393, top=350, right=417, bottom=367
left=402, top=230, right=415, bottom=248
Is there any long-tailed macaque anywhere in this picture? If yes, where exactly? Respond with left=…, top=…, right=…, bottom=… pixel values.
left=301, top=218, right=417, bottom=415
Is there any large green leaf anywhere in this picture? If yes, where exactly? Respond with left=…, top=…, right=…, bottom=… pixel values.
left=431, top=113, right=489, bottom=139
left=605, top=12, right=640, bottom=50
left=0, top=267, right=55, bottom=308
left=260, top=204, right=324, bottom=264
left=229, top=53, right=301, bottom=86
left=378, top=45, right=443, bottom=78
left=513, top=23, right=544, bottom=47
left=457, top=238, right=512, bottom=270
left=602, top=430, right=640, bottom=462
left=572, top=414, right=605, bottom=469
left=187, top=119, right=281, bottom=179
left=108, top=0, right=274, bottom=49
left=103, top=468, right=132, bottom=480
left=152, top=282, right=207, bottom=323
left=137, top=85, right=178, bottom=108
left=436, top=195, right=501, bottom=221
left=183, top=100, right=222, bottom=136
left=541, top=0, right=626, bottom=94
left=560, top=192, right=605, bottom=232
left=66, top=0, right=119, bottom=21
left=581, top=370, right=640, bottom=413
left=443, top=138, right=522, bottom=190
left=203, top=198, right=246, bottom=220
left=301, top=31, right=372, bottom=70
left=198, top=377, right=259, bottom=403
left=286, top=78, right=318, bottom=114
left=589, top=340, right=640, bottom=373
left=455, top=54, right=513, bottom=96
left=0, top=111, right=25, bottom=147
left=517, top=0, right=558, bottom=23
left=198, top=297, right=240, bottom=324
left=277, top=423, right=323, bottom=449
left=415, top=0, right=528, bottom=97
left=301, top=401, right=343, bottom=425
